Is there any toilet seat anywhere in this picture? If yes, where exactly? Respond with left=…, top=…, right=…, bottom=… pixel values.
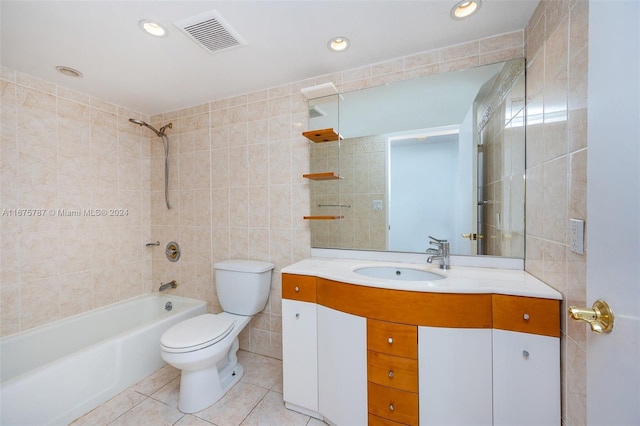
left=161, top=314, right=235, bottom=354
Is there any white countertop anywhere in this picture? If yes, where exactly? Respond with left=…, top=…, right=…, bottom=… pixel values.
left=282, top=258, right=562, bottom=300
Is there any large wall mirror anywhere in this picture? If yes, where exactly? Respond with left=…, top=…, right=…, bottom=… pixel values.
left=307, top=59, right=525, bottom=258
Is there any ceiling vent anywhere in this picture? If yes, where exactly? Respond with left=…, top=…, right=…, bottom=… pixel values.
left=175, top=10, right=247, bottom=54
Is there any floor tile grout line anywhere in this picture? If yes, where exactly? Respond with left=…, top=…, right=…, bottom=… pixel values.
left=76, top=352, right=287, bottom=426
left=105, top=392, right=150, bottom=426
left=237, top=387, right=271, bottom=426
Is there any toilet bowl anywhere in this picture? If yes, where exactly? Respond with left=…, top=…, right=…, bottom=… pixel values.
left=160, top=259, right=274, bottom=413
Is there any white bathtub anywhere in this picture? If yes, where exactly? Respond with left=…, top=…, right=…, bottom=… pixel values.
left=0, top=293, right=207, bottom=425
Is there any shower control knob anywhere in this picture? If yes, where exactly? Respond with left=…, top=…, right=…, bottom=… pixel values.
left=165, top=242, right=181, bottom=262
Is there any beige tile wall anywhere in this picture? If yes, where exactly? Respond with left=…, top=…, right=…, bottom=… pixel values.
left=524, top=1, right=589, bottom=425
left=479, top=69, right=526, bottom=257
left=0, top=67, right=152, bottom=336
left=147, top=88, right=312, bottom=359
left=338, top=135, right=387, bottom=251
left=0, top=29, right=526, bottom=354
left=147, top=30, right=525, bottom=359
left=309, top=134, right=387, bottom=250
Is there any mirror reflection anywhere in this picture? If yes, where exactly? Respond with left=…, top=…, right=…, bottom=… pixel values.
left=307, top=59, right=525, bottom=257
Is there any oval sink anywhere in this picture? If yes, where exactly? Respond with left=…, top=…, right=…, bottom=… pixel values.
left=353, top=265, right=445, bottom=281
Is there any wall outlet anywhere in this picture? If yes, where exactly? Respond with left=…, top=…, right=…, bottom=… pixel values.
left=569, top=219, right=585, bottom=254
left=372, top=200, right=383, bottom=211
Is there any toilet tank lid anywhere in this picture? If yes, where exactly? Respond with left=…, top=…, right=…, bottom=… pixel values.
left=214, top=259, right=275, bottom=273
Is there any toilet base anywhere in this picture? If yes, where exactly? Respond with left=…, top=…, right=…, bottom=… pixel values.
left=177, top=339, right=244, bottom=413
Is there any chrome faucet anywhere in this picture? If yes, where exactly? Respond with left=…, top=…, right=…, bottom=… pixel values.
left=426, top=236, right=450, bottom=270
left=159, top=280, right=177, bottom=292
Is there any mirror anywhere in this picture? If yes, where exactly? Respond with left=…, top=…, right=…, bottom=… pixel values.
left=307, top=59, right=525, bottom=257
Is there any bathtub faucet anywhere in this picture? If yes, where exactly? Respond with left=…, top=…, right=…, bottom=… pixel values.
left=159, top=280, right=177, bottom=292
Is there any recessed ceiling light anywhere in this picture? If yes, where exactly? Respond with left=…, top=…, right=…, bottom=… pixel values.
left=138, top=19, right=168, bottom=37
left=55, top=66, right=83, bottom=78
left=328, top=36, right=350, bottom=52
left=450, top=0, right=482, bottom=20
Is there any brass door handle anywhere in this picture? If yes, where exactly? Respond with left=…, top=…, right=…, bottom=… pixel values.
left=568, top=299, right=614, bottom=334
left=461, top=233, right=484, bottom=240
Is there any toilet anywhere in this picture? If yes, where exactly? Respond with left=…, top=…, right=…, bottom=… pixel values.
left=160, top=259, right=274, bottom=413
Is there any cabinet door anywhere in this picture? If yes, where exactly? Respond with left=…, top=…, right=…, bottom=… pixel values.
left=492, top=329, right=560, bottom=426
left=282, top=299, right=320, bottom=417
left=317, top=305, right=367, bottom=426
left=418, top=327, right=493, bottom=426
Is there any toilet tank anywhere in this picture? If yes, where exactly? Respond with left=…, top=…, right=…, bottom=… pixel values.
left=214, top=259, right=274, bottom=316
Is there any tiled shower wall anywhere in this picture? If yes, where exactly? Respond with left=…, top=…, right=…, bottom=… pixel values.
left=524, top=1, right=589, bottom=425
left=0, top=68, right=152, bottom=336
left=148, top=30, right=525, bottom=359
left=147, top=90, right=312, bottom=358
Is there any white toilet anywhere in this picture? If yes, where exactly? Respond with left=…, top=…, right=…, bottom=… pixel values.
left=160, top=259, right=274, bottom=413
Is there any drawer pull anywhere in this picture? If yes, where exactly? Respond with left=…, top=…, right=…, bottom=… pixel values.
left=295, top=313, right=300, bottom=318
left=388, top=337, right=393, bottom=344
left=522, top=349, right=530, bottom=359
left=295, top=286, right=300, bottom=292
left=388, top=370, right=394, bottom=378
left=389, top=403, right=395, bottom=412
left=523, top=313, right=530, bottom=320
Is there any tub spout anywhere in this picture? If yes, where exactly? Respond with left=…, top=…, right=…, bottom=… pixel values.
left=159, top=280, right=177, bottom=292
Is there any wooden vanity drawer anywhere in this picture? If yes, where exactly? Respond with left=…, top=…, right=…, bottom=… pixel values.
left=368, top=319, right=417, bottom=358
left=368, top=413, right=407, bottom=426
left=492, top=295, right=560, bottom=337
left=282, top=274, right=317, bottom=303
left=368, top=382, right=419, bottom=425
left=368, top=350, right=418, bottom=392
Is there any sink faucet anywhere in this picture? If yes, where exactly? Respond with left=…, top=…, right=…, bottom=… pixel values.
left=159, top=280, right=177, bottom=292
left=426, top=236, right=450, bottom=270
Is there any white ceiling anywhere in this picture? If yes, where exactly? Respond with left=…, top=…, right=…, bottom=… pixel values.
left=0, top=1, right=538, bottom=116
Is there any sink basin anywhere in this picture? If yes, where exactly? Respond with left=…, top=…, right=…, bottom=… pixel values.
left=353, top=265, right=445, bottom=281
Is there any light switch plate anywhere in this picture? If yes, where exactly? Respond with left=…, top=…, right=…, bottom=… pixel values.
left=569, top=219, right=585, bottom=254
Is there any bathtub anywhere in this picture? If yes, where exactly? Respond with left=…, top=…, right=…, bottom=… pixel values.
left=0, top=293, right=207, bottom=425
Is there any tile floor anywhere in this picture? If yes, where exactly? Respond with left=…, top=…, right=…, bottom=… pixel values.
left=71, top=351, right=326, bottom=426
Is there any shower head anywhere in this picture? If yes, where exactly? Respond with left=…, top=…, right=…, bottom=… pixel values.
left=128, top=118, right=172, bottom=137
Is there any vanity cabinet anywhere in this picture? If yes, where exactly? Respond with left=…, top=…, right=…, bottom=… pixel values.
left=318, top=306, right=367, bottom=426
left=418, top=327, right=493, bottom=425
left=367, top=319, right=419, bottom=425
left=492, top=330, right=560, bottom=425
left=281, top=273, right=561, bottom=426
left=491, top=295, right=561, bottom=425
left=281, top=275, right=321, bottom=418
